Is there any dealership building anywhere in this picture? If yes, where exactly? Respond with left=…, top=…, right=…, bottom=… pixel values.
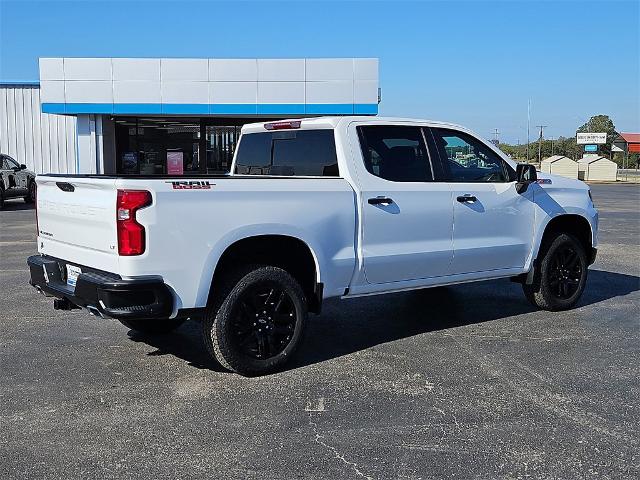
left=0, top=58, right=379, bottom=176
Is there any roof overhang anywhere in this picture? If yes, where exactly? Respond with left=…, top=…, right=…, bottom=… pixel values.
left=39, top=57, right=379, bottom=117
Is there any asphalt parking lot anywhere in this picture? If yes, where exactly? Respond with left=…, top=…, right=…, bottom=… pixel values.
left=1, top=183, right=638, bottom=479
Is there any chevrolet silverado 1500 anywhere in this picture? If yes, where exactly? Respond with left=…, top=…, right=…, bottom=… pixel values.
left=28, top=117, right=598, bottom=375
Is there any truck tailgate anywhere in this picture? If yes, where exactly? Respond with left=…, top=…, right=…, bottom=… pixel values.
left=36, top=176, right=120, bottom=272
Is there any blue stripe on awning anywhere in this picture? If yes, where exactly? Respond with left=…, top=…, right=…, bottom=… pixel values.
left=210, top=104, right=258, bottom=115
left=161, top=104, right=209, bottom=114
left=113, top=104, right=162, bottom=114
left=257, top=104, right=306, bottom=115
left=41, top=103, right=379, bottom=116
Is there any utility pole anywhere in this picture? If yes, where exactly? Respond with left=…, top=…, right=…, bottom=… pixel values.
left=526, top=99, right=531, bottom=162
left=492, top=128, right=500, bottom=145
left=536, top=125, right=547, bottom=163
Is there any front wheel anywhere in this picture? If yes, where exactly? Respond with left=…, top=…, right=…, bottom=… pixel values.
left=523, top=233, right=588, bottom=311
left=24, top=180, right=36, bottom=203
left=203, top=265, right=307, bottom=376
left=119, top=317, right=186, bottom=334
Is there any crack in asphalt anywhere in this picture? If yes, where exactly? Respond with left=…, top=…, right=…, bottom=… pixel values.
left=308, top=417, right=375, bottom=480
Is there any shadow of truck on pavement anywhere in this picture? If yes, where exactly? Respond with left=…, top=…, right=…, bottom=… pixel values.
left=126, top=269, right=640, bottom=373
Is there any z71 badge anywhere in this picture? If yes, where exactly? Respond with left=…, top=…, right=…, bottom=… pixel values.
left=166, top=181, right=213, bottom=190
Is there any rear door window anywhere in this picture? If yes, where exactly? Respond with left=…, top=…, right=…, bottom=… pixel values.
left=234, top=129, right=339, bottom=176
left=357, top=125, right=433, bottom=182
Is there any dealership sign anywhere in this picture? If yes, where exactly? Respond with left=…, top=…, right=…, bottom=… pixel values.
left=576, top=132, right=607, bottom=145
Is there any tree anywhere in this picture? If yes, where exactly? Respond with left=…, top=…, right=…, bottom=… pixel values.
left=577, top=114, right=617, bottom=155
left=555, top=136, right=580, bottom=160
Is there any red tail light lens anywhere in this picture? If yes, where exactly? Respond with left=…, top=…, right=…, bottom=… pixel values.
left=116, top=190, right=152, bottom=256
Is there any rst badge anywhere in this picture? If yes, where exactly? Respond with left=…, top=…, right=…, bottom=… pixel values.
left=166, top=181, right=214, bottom=190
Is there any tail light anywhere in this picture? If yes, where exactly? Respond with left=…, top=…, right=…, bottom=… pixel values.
left=116, top=190, right=152, bottom=256
left=264, top=121, right=301, bottom=130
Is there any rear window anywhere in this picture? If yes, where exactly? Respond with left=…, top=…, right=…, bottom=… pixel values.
left=234, top=129, right=339, bottom=176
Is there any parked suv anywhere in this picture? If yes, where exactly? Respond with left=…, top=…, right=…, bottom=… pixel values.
left=28, top=117, right=598, bottom=375
left=0, top=154, right=36, bottom=208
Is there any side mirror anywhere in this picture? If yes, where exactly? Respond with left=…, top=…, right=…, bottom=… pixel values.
left=516, top=163, right=537, bottom=193
left=20, top=164, right=27, bottom=170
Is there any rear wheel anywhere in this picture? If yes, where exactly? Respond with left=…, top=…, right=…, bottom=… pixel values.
left=523, top=233, right=588, bottom=311
left=119, top=317, right=186, bottom=334
left=203, top=265, right=307, bottom=376
left=24, top=180, right=36, bottom=203
left=0, top=187, right=4, bottom=209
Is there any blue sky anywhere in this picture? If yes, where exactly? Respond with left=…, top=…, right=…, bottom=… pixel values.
left=1, top=0, right=638, bottom=143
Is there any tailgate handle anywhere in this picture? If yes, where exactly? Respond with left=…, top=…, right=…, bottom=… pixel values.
left=56, top=182, right=75, bottom=192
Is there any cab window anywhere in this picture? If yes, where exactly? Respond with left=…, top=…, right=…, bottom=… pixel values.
left=430, top=128, right=511, bottom=183
left=357, top=125, right=433, bottom=182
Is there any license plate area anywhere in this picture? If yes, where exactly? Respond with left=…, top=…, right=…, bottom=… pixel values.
left=66, top=264, right=82, bottom=288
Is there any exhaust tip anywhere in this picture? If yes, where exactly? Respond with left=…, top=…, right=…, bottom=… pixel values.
left=86, top=305, right=104, bottom=318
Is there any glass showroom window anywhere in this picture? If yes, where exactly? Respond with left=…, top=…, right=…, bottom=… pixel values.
left=115, top=118, right=200, bottom=175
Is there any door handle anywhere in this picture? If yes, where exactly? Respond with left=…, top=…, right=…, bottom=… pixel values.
left=368, top=196, right=394, bottom=206
left=456, top=194, right=477, bottom=203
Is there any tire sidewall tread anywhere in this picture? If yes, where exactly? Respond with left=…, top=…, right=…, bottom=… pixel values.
left=523, top=233, right=588, bottom=311
left=202, top=265, right=307, bottom=376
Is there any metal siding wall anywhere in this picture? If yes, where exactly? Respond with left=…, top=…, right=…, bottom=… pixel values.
left=0, top=85, right=77, bottom=174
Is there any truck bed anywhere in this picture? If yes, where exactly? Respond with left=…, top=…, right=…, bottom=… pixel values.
left=35, top=174, right=358, bottom=316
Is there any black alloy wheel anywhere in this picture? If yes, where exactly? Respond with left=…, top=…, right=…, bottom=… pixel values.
left=231, top=282, right=297, bottom=360
left=547, top=245, right=582, bottom=300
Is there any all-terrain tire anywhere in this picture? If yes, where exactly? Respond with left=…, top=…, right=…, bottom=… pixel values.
left=523, top=233, right=588, bottom=311
left=119, top=317, right=186, bottom=334
left=202, top=265, right=307, bottom=376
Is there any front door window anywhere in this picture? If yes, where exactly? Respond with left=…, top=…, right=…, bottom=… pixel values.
left=430, top=128, right=513, bottom=183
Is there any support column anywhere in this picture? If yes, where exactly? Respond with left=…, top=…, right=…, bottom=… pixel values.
left=76, top=114, right=98, bottom=174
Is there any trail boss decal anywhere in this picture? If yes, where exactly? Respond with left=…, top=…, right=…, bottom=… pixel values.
left=166, top=181, right=214, bottom=190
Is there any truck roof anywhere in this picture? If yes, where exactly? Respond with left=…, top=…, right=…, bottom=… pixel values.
left=241, top=116, right=468, bottom=134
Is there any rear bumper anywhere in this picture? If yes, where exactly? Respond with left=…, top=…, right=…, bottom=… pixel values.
left=27, top=254, right=173, bottom=320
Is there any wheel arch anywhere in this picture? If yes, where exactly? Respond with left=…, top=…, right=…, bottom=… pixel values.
left=205, top=234, right=323, bottom=314
left=533, top=213, right=595, bottom=266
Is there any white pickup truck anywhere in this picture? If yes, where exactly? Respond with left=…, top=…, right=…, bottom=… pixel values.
left=28, top=116, right=598, bottom=375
